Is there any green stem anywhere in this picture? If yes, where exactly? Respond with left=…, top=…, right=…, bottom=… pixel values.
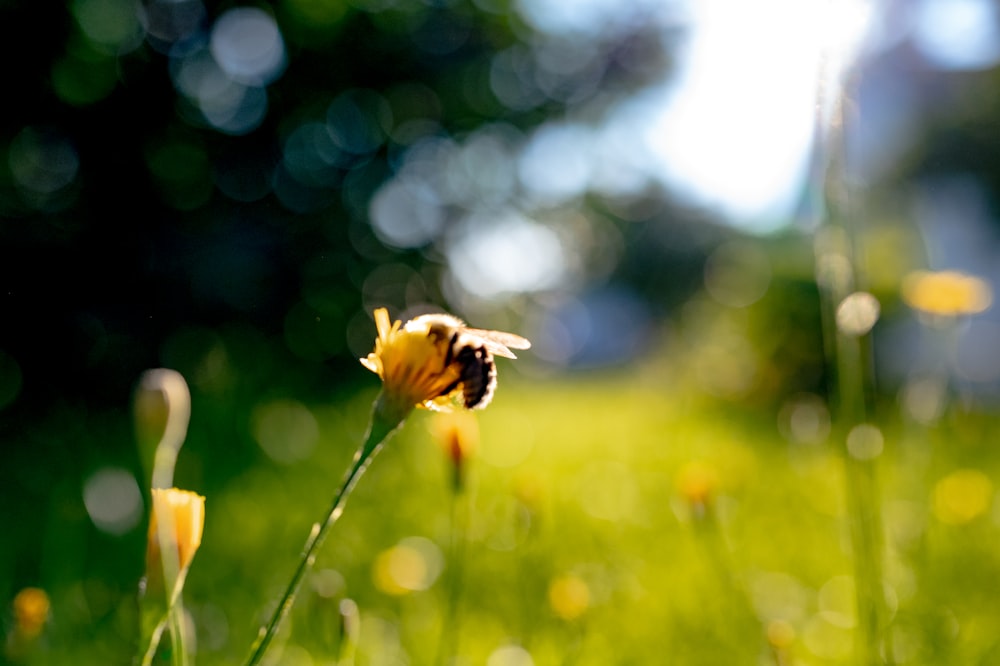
left=139, top=608, right=168, bottom=666
left=244, top=392, right=407, bottom=666
left=168, top=601, right=188, bottom=666
left=835, top=330, right=891, bottom=665
left=435, top=487, right=468, bottom=664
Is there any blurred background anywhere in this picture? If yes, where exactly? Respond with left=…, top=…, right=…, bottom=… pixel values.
left=5, top=0, right=1000, bottom=663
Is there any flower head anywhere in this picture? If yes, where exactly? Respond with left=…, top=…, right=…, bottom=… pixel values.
left=360, top=308, right=529, bottom=417
left=12, top=588, right=49, bottom=640
left=145, top=488, right=205, bottom=599
left=901, top=270, right=992, bottom=317
left=676, top=461, right=719, bottom=518
left=5, top=587, right=50, bottom=661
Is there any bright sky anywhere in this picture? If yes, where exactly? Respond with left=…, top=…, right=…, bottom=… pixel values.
left=534, top=0, right=996, bottom=230
left=641, top=0, right=848, bottom=230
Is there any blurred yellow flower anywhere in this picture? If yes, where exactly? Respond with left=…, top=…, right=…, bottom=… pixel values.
left=360, top=308, right=529, bottom=416
left=933, top=469, right=993, bottom=525
left=766, top=619, right=796, bottom=649
left=548, top=574, right=590, bottom=621
left=676, top=461, right=719, bottom=513
left=901, top=270, right=992, bottom=317
left=12, top=588, right=49, bottom=640
left=432, top=411, right=479, bottom=490
left=433, top=411, right=479, bottom=462
left=145, top=488, right=205, bottom=597
left=5, top=587, right=50, bottom=661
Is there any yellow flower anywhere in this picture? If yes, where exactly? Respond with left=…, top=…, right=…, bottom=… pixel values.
left=933, top=469, right=993, bottom=525
left=548, top=574, right=590, bottom=621
left=5, top=588, right=50, bottom=661
left=676, top=461, right=719, bottom=513
left=360, top=307, right=529, bottom=416
left=12, top=588, right=49, bottom=640
left=901, top=270, right=992, bottom=317
left=432, top=411, right=479, bottom=491
left=145, top=488, right=205, bottom=598
left=433, top=411, right=479, bottom=466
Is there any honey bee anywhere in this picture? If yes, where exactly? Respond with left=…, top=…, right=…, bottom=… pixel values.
left=416, top=313, right=531, bottom=410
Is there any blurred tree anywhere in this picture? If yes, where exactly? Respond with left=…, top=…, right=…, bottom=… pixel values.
left=0, top=0, right=677, bottom=422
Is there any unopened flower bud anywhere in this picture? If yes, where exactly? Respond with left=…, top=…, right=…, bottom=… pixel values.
left=144, top=488, right=205, bottom=601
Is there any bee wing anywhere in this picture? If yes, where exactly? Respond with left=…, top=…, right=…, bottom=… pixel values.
left=464, top=328, right=531, bottom=359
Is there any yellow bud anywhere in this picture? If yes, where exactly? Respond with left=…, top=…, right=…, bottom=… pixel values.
left=145, top=488, right=205, bottom=599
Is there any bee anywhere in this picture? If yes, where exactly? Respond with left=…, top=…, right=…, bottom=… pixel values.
left=415, top=313, right=531, bottom=410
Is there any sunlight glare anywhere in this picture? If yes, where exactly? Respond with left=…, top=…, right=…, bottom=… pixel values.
left=645, top=0, right=873, bottom=229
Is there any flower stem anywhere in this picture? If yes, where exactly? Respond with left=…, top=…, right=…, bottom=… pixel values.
left=139, top=606, right=168, bottom=666
left=243, top=392, right=408, bottom=666
left=435, top=487, right=468, bottom=664
left=169, top=602, right=188, bottom=666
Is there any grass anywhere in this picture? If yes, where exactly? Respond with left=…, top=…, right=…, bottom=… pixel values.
left=5, top=355, right=1000, bottom=664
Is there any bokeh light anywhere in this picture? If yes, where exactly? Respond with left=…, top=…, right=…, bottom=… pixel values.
left=82, top=467, right=143, bottom=536
left=8, top=127, right=80, bottom=210
left=846, top=423, right=884, bottom=460
left=836, top=291, right=881, bottom=337
left=487, top=644, right=534, bottom=666
left=141, top=0, right=205, bottom=51
left=163, top=7, right=287, bottom=135
left=371, top=537, right=443, bottom=595
left=251, top=399, right=319, bottom=465
left=518, top=123, right=593, bottom=205
left=703, top=241, right=771, bottom=309
left=900, top=377, right=947, bottom=425
left=446, top=213, right=567, bottom=300
left=72, top=0, right=144, bottom=52
left=210, top=8, right=286, bottom=87
left=778, top=393, right=831, bottom=445
left=913, top=0, right=1000, bottom=70
left=750, top=572, right=810, bottom=624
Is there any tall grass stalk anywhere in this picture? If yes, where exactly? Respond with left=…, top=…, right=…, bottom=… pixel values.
left=243, top=392, right=406, bottom=666
left=812, top=65, right=894, bottom=664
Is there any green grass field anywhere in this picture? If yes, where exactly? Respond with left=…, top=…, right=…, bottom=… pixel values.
left=9, top=355, right=1000, bottom=665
